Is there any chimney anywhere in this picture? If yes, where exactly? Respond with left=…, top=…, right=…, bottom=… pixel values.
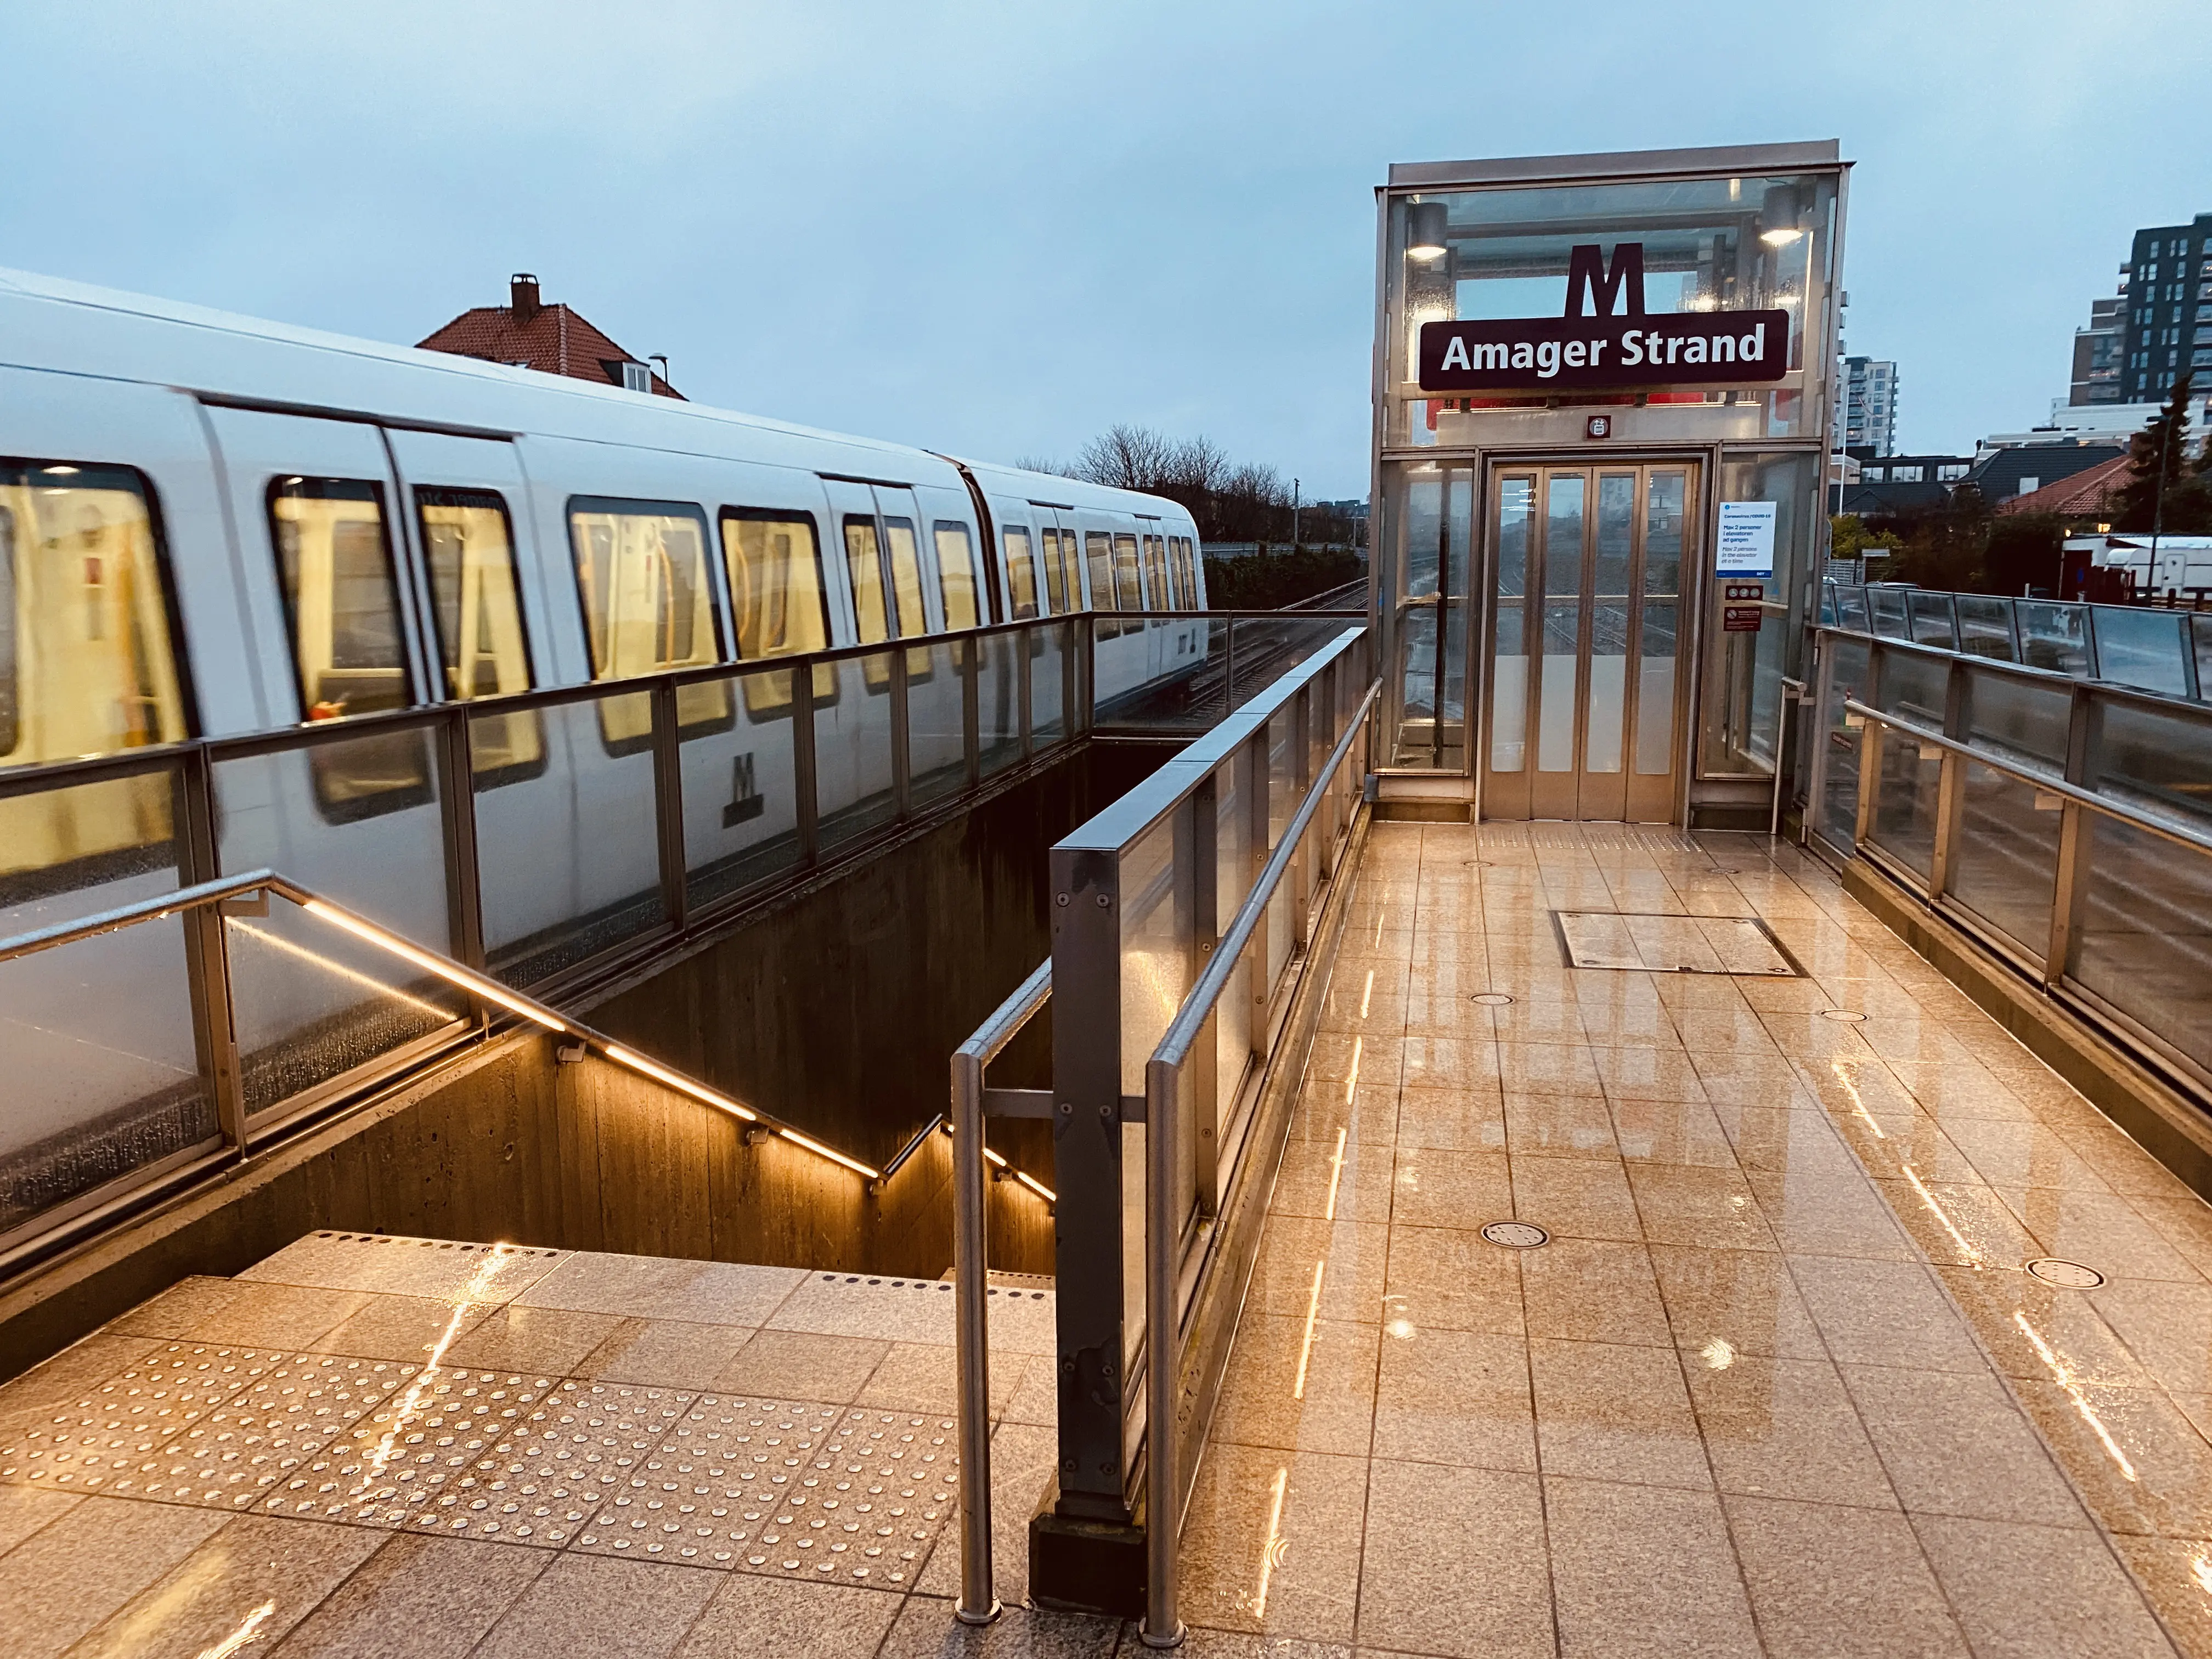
left=510, top=273, right=540, bottom=323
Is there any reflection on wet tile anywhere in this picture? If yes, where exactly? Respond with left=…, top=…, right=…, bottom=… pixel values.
left=1686, top=1355, right=1895, bottom=1509
left=1270, top=1137, right=1395, bottom=1223
left=710, top=1329, right=884, bottom=1405
left=676, top=1571, right=906, bottom=1656
left=275, top=1532, right=549, bottom=1658
left=67, top=1512, right=381, bottom=1659
left=0, top=1494, right=229, bottom=1659
left=1176, top=1443, right=1365, bottom=1643
left=1392, top=1085, right=1505, bottom=1153
left=1371, top=1328, right=1533, bottom=1471
left=1623, top=1163, right=1775, bottom=1251
left=1519, top=1237, right=1669, bottom=1347
left=1382, top=1226, right=1523, bottom=1336
left=1841, top=1364, right=2087, bottom=1528
left=1358, top=1460, right=1552, bottom=1658
left=882, top=1594, right=1125, bottom=1658
left=1649, top=1244, right=1830, bottom=1362
left=1745, top=1168, right=1915, bottom=1260
left=1248, top=1217, right=1388, bottom=1324
left=583, top=1319, right=755, bottom=1391
left=1390, top=1147, right=1513, bottom=1231
left=1530, top=1339, right=1708, bottom=1490
left=1509, top=1157, right=1639, bottom=1243
left=1502, top=1090, right=1618, bottom=1161
left=107, top=1277, right=245, bottom=1340
left=2110, top=1534, right=2212, bottom=1658
left=1724, top=1493, right=1971, bottom=1659
left=443, top=1306, right=624, bottom=1375
left=241, top=1234, right=565, bottom=1304
left=1999, top=1189, right=2202, bottom=1284
left=1545, top=1476, right=1760, bottom=1658
left=1790, top=1256, right=1988, bottom=1373
left=522, top=1257, right=806, bottom=1328
left=2012, top=1378, right=2212, bottom=1539
left=1911, top=1514, right=2175, bottom=1659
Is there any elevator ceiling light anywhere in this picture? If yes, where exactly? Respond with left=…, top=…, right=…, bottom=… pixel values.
left=1760, top=227, right=1804, bottom=247
left=1407, top=202, right=1449, bottom=261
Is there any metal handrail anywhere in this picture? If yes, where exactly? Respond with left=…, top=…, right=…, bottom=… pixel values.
left=1843, top=698, right=2212, bottom=861
left=1136, top=680, right=1379, bottom=1649
left=948, top=956, right=1054, bottom=1628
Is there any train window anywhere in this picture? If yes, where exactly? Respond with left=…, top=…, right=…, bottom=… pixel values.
left=1002, top=526, right=1039, bottom=620
left=1173, top=537, right=1198, bottom=608
left=883, top=517, right=927, bottom=636
left=269, top=477, right=413, bottom=721
left=1085, top=533, right=1115, bottom=611
left=1142, top=535, right=1169, bottom=608
left=416, top=488, right=532, bottom=701
left=1059, top=531, right=1086, bottom=610
left=722, top=508, right=832, bottom=718
left=1113, top=534, right=1143, bottom=610
left=0, top=460, right=188, bottom=770
left=844, top=515, right=890, bottom=645
left=1036, top=529, right=1066, bottom=615
left=934, top=522, right=982, bottom=629
left=567, top=497, right=730, bottom=749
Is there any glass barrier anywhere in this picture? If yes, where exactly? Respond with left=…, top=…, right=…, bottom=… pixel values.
left=907, top=641, right=968, bottom=810
left=1955, top=595, right=2017, bottom=661
left=474, top=695, right=663, bottom=986
left=2017, top=602, right=2093, bottom=676
left=682, top=667, right=805, bottom=912
left=1116, top=800, right=1193, bottom=1381
left=2195, top=616, right=2212, bottom=697
left=1906, top=590, right=1958, bottom=650
left=1865, top=652, right=1948, bottom=881
left=1816, top=636, right=1872, bottom=852
left=2069, top=814, right=2212, bottom=1077
left=2090, top=700, right=2212, bottom=836
left=1032, top=622, right=1070, bottom=744
left=1963, top=666, right=2069, bottom=775
left=1835, top=585, right=1870, bottom=633
left=0, top=907, right=211, bottom=1237
left=815, top=653, right=900, bottom=851
left=1945, top=760, right=2059, bottom=960
left=1868, top=586, right=1910, bottom=640
left=2090, top=607, right=2192, bottom=699
left=979, top=633, right=1023, bottom=777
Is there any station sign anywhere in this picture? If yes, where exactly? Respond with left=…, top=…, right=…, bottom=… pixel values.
left=1418, top=242, right=1789, bottom=393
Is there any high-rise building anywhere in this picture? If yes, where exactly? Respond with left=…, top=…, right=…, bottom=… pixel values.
left=2069, top=294, right=2127, bottom=404
left=2120, top=212, right=2211, bottom=403
left=1843, top=356, right=1898, bottom=455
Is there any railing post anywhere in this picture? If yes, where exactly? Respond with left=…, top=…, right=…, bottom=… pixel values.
left=1805, top=638, right=1836, bottom=848
left=1192, top=775, right=1220, bottom=1221
left=2046, top=684, right=2099, bottom=986
left=1246, top=730, right=1271, bottom=1057
left=950, top=1043, right=1001, bottom=1628
left=1019, top=626, right=1035, bottom=760
left=1291, top=689, right=1312, bottom=949
left=436, top=710, right=486, bottom=971
left=963, top=636, right=982, bottom=791
left=1853, top=716, right=1881, bottom=850
left=1222, top=619, right=1237, bottom=720
left=176, top=751, right=247, bottom=1156
left=791, top=663, right=822, bottom=867
left=1928, top=660, right=1968, bottom=900
left=891, top=647, right=913, bottom=822
left=1141, top=1054, right=1186, bottom=1650
left=651, top=682, right=687, bottom=931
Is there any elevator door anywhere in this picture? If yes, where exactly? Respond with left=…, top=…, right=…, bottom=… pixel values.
left=1482, top=462, right=1695, bottom=823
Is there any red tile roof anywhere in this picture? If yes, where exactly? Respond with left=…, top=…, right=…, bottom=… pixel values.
left=417, top=297, right=681, bottom=398
left=1994, top=452, right=2131, bottom=517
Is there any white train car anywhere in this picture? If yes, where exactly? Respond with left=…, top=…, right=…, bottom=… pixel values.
left=0, top=267, right=1206, bottom=1186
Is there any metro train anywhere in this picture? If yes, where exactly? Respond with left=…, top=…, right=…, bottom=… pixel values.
left=0, top=266, right=1207, bottom=947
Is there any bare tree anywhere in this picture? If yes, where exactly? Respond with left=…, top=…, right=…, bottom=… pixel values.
left=1011, top=454, right=1075, bottom=477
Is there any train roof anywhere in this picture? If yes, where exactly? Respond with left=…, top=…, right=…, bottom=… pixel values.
left=0, top=266, right=1188, bottom=523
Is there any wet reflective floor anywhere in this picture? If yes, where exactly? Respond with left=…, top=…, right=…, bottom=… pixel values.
left=1179, top=820, right=2212, bottom=1657
left=0, top=1235, right=1087, bottom=1658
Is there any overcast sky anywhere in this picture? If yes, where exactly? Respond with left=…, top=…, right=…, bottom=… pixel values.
left=4, top=3, right=2206, bottom=498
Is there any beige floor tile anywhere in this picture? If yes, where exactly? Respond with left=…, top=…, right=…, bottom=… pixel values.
left=1686, top=1353, right=1897, bottom=1508
left=1371, top=1327, right=1534, bottom=1471
left=1392, top=1085, right=1505, bottom=1154
left=2051, top=1124, right=2190, bottom=1199
left=2129, top=1194, right=2212, bottom=1282
left=1745, top=1168, right=1916, bottom=1260
left=1307, top=1033, right=1399, bottom=1091
left=1944, top=1117, right=2117, bottom=1192
left=1712, top=1101, right=1851, bottom=1172
left=274, top=1533, right=551, bottom=1659
left=582, top=1320, right=756, bottom=1391
left=1544, top=1476, right=1761, bottom=1659
left=2110, top=1533, right=2212, bottom=1657
left=0, top=1335, right=157, bottom=1426
left=308, top=1292, right=498, bottom=1365
left=1289, top=1081, right=1402, bottom=1149
left=2085, top=1280, right=2212, bottom=1400
left=1831, top=1111, right=1985, bottom=1186
left=1871, top=1176, right=2045, bottom=1269
left=472, top=1554, right=721, bottom=1658
left=1841, top=1364, right=2089, bottom=1527
left=1382, top=1226, right=1525, bottom=1336
left=239, top=1234, right=566, bottom=1304
left=175, top=1281, right=373, bottom=1351
left=678, top=1572, right=908, bottom=1658
left=1649, top=1245, right=1831, bottom=1362
left=856, top=1341, right=1020, bottom=1417
left=1390, top=1148, right=1512, bottom=1231
left=1911, top=1515, right=2177, bottom=1659
left=442, top=1306, right=622, bottom=1375
left=1357, top=1460, right=1553, bottom=1658
left=0, top=1485, right=80, bottom=1556
left=1934, top=1265, right=2157, bottom=1390
left=1486, top=993, right=1590, bottom=1043
left=1789, top=1256, right=1990, bottom=1372
left=1623, top=1163, right=1776, bottom=1252
left=1695, top=1051, right=1824, bottom=1108
left=1999, top=1189, right=2204, bottom=1284
left=2012, top=1376, right=2212, bottom=1539
left=1317, top=963, right=1410, bottom=1035
left=1607, top=1096, right=1738, bottom=1169
left=1248, top=1217, right=1389, bottom=1324
left=1593, top=1046, right=1708, bottom=1104
left=1208, top=1314, right=1378, bottom=1455
left=1398, top=1036, right=1499, bottom=1092
left=1529, top=1338, right=1709, bottom=1489
left=1273, top=1136, right=1395, bottom=1224
left=914, top=1418, right=1056, bottom=1605
left=106, top=1277, right=247, bottom=1340
left=66, top=1512, right=382, bottom=1659
left=1510, top=1158, right=1640, bottom=1243
left=1176, top=1443, right=1366, bottom=1644
left=710, top=1329, right=888, bottom=1406
left=1496, top=1041, right=1605, bottom=1098
left=0, top=1494, right=230, bottom=1659
left=1519, top=1237, right=1671, bottom=1347
left=1723, top=1493, right=1971, bottom=1659
left=1502, top=1091, right=1618, bottom=1161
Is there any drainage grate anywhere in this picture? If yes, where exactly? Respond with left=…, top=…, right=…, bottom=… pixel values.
left=1470, top=992, right=1515, bottom=1007
left=1477, top=825, right=1703, bottom=853
left=1553, top=911, right=1803, bottom=977
left=1481, top=1221, right=1549, bottom=1249
left=1819, top=1008, right=1869, bottom=1023
left=2025, top=1257, right=2105, bottom=1288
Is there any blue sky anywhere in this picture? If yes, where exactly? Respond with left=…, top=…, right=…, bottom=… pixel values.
left=3, top=2, right=2205, bottom=497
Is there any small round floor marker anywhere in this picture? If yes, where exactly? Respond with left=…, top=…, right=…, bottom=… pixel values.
left=1481, top=1221, right=1549, bottom=1249
left=1819, top=1009, right=1869, bottom=1023
left=1471, top=992, right=1515, bottom=1007
left=2025, top=1257, right=2104, bottom=1289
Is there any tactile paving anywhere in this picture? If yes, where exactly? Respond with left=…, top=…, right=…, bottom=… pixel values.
left=113, top=1356, right=417, bottom=1508
left=0, top=1345, right=284, bottom=1491
left=261, top=1370, right=557, bottom=1525
left=573, top=1395, right=957, bottom=1582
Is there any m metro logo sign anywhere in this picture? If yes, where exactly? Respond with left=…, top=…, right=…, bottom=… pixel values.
left=1417, top=242, right=1789, bottom=393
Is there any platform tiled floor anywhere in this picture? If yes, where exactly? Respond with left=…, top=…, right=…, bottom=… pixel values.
left=0, top=1235, right=1084, bottom=1658
left=1178, top=820, right=2212, bottom=1657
